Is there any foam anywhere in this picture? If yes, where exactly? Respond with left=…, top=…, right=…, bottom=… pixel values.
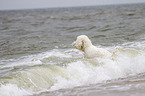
left=1, top=48, right=145, bottom=95
left=0, top=84, right=32, bottom=96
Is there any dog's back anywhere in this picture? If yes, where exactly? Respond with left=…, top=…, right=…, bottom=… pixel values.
left=84, top=45, right=112, bottom=58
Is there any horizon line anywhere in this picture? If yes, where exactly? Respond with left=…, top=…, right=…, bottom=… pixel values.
left=0, top=2, right=145, bottom=11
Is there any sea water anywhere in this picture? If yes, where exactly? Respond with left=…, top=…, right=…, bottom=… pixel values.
left=0, top=3, right=145, bottom=96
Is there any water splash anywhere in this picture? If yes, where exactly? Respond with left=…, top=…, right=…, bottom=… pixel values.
left=1, top=47, right=145, bottom=95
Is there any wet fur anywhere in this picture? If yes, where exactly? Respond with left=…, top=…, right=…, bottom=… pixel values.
left=72, top=35, right=112, bottom=58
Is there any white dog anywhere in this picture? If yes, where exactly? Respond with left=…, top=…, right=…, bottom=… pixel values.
left=72, top=35, right=112, bottom=58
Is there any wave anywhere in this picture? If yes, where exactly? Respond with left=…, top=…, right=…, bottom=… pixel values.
left=0, top=44, right=145, bottom=95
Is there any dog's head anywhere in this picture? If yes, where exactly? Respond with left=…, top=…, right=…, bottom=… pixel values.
left=72, top=35, right=92, bottom=51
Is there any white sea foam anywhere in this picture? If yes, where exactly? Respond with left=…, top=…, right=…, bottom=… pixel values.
left=0, top=84, right=32, bottom=96
left=0, top=47, right=145, bottom=95
left=49, top=50, right=145, bottom=91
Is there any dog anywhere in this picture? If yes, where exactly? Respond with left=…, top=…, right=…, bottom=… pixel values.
left=72, top=35, right=112, bottom=58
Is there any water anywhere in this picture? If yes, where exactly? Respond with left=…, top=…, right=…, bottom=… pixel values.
left=0, top=3, right=145, bottom=96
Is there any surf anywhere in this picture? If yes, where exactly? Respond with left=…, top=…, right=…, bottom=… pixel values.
left=0, top=46, right=145, bottom=96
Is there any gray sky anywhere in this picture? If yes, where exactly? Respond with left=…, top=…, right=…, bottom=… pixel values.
left=0, top=0, right=145, bottom=10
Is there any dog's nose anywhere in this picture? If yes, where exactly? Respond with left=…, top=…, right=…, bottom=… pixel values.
left=72, top=41, right=76, bottom=46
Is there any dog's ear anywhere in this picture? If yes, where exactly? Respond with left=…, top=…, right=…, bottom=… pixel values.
left=81, top=40, right=84, bottom=51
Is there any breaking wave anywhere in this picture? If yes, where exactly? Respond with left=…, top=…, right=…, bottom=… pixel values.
left=0, top=43, right=145, bottom=96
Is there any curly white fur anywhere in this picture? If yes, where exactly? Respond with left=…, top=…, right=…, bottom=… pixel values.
left=72, top=35, right=112, bottom=58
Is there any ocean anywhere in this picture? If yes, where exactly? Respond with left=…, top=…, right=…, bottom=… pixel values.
left=0, top=3, right=145, bottom=96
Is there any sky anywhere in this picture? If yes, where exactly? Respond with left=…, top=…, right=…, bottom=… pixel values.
left=0, top=0, right=145, bottom=10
